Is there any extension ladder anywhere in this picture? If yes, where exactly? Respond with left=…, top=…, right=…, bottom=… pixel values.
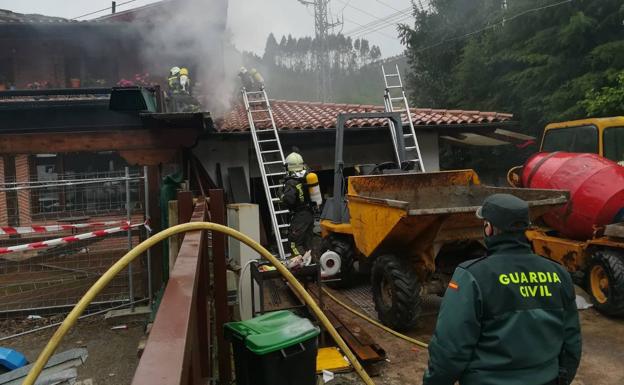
left=241, top=87, right=290, bottom=260
left=382, top=64, right=426, bottom=172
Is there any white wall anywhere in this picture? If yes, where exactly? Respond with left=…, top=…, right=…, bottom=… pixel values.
left=193, top=128, right=441, bottom=193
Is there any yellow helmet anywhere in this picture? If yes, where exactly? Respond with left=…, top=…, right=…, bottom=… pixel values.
left=180, top=67, right=189, bottom=76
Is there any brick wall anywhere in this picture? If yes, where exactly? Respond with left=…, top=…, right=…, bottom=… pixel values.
left=15, top=155, right=32, bottom=225
left=0, top=156, right=7, bottom=226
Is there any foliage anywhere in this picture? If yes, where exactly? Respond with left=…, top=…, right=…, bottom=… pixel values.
left=399, top=0, right=624, bottom=177
left=582, top=71, right=624, bottom=117
left=242, top=33, right=399, bottom=104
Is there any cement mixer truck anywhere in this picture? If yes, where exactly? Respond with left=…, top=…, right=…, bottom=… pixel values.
left=508, top=117, right=624, bottom=316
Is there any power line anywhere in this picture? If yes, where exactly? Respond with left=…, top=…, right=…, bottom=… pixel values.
left=352, top=14, right=413, bottom=38
left=375, top=0, right=403, bottom=13
left=71, top=0, right=140, bottom=20
left=414, top=0, right=573, bottom=53
left=334, top=0, right=405, bottom=26
left=342, top=16, right=398, bottom=39
left=343, top=7, right=411, bottom=35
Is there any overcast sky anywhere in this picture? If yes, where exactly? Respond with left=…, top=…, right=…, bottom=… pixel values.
left=0, top=0, right=412, bottom=57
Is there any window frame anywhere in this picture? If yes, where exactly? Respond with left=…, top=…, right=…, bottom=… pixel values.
left=541, top=124, right=599, bottom=154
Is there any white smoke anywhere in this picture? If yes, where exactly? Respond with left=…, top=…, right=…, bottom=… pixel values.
left=136, top=0, right=240, bottom=116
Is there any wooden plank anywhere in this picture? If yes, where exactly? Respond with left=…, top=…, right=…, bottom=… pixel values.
left=119, top=149, right=178, bottom=166
left=132, top=203, right=208, bottom=385
left=309, top=288, right=386, bottom=364
left=0, top=128, right=199, bottom=155
left=168, top=200, right=179, bottom=274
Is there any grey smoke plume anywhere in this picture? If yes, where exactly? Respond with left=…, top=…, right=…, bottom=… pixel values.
left=136, top=0, right=239, bottom=116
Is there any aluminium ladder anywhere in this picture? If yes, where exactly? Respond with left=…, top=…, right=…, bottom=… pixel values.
left=241, top=87, right=291, bottom=260
left=382, top=64, right=426, bottom=172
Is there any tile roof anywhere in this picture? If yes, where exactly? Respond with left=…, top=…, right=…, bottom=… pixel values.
left=217, top=100, right=514, bottom=132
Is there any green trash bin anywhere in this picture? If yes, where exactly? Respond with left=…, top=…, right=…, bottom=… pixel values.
left=224, top=310, right=320, bottom=385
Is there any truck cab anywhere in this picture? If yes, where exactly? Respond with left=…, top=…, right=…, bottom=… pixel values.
left=540, top=116, right=624, bottom=163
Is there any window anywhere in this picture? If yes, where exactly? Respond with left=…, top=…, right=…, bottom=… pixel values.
left=541, top=125, right=598, bottom=154
left=603, top=127, right=624, bottom=163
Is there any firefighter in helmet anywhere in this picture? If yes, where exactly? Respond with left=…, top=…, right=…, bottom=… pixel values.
left=167, top=66, right=182, bottom=94
left=179, top=67, right=192, bottom=94
left=279, top=151, right=322, bottom=258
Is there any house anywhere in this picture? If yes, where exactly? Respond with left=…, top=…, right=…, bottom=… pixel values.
left=0, top=0, right=227, bottom=100
left=195, top=99, right=520, bottom=202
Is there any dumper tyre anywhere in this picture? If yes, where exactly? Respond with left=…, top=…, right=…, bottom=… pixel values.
left=324, top=236, right=357, bottom=289
left=587, top=249, right=624, bottom=316
left=371, top=254, right=421, bottom=330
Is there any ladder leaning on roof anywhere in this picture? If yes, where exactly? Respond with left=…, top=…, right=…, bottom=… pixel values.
left=382, top=64, right=426, bottom=172
left=241, top=86, right=290, bottom=260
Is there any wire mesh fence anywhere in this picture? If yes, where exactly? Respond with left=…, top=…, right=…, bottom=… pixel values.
left=0, top=168, right=150, bottom=317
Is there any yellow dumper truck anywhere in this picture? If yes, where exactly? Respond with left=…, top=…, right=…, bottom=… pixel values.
left=319, top=113, right=567, bottom=329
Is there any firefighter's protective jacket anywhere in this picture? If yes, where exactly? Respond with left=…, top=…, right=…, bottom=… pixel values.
left=279, top=176, right=309, bottom=210
left=423, top=232, right=582, bottom=385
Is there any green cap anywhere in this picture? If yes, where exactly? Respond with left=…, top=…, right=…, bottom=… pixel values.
left=476, top=193, right=530, bottom=232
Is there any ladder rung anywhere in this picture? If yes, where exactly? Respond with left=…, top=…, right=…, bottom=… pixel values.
left=266, top=172, right=286, bottom=177
left=275, top=210, right=289, bottom=215
left=258, top=139, right=277, bottom=143
left=261, top=150, right=281, bottom=154
left=390, top=97, right=404, bottom=101
left=393, top=109, right=406, bottom=113
left=385, top=73, right=400, bottom=77
left=403, top=134, right=414, bottom=138
left=264, top=160, right=284, bottom=165
left=250, top=109, right=270, bottom=113
left=386, top=85, right=403, bottom=90
left=249, top=100, right=266, bottom=104
left=406, top=146, right=418, bottom=151
left=269, top=185, right=281, bottom=189
left=278, top=224, right=290, bottom=228
left=255, top=128, right=276, bottom=132
left=252, top=120, right=272, bottom=123
left=245, top=91, right=264, bottom=95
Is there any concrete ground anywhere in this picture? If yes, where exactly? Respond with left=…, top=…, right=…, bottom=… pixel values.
left=326, top=287, right=624, bottom=385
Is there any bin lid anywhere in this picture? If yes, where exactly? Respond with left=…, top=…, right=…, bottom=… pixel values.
left=224, top=310, right=320, bottom=355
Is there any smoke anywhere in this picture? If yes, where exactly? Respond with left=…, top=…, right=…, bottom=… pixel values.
left=136, top=0, right=239, bottom=116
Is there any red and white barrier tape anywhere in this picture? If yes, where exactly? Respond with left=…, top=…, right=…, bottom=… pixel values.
left=0, top=221, right=131, bottom=236
left=0, top=222, right=149, bottom=256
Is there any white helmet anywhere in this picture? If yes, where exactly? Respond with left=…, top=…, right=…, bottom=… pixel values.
left=286, top=152, right=305, bottom=173
left=170, top=66, right=181, bottom=76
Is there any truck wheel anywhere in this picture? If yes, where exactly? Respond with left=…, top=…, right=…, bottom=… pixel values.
left=371, top=254, right=421, bottom=330
left=324, top=236, right=357, bottom=289
left=587, top=250, right=624, bottom=316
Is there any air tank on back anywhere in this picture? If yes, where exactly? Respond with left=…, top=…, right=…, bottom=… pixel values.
left=521, top=152, right=624, bottom=240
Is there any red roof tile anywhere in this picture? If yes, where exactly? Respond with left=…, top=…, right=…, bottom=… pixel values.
left=217, top=100, right=513, bottom=132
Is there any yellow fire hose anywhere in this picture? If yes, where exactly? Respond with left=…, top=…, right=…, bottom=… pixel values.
left=22, top=222, right=375, bottom=385
left=321, top=287, right=429, bottom=348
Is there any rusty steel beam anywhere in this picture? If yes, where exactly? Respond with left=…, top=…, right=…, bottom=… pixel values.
left=131, top=201, right=210, bottom=385
left=208, top=189, right=232, bottom=385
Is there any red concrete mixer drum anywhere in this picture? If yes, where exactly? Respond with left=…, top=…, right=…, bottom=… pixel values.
left=522, top=152, right=624, bottom=240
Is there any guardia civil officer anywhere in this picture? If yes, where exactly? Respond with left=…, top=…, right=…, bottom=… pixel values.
left=423, top=193, right=581, bottom=385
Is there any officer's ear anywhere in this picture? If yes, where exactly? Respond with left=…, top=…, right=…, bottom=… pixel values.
left=484, top=221, right=494, bottom=237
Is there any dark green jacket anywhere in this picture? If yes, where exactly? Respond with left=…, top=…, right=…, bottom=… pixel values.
left=423, top=233, right=582, bottom=385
